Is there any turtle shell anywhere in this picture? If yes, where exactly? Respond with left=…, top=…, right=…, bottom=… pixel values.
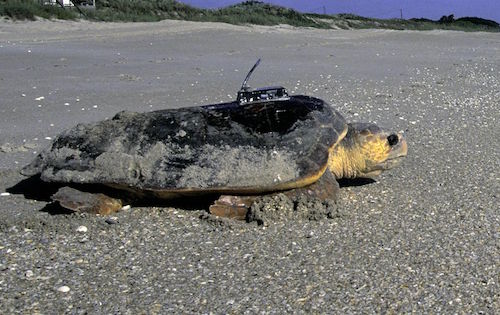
left=22, top=95, right=347, bottom=196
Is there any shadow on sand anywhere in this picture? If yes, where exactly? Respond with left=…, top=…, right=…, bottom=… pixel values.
left=6, top=175, right=219, bottom=214
left=338, top=177, right=376, bottom=187
left=7, top=175, right=61, bottom=202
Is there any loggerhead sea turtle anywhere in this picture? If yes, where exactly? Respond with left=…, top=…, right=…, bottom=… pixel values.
left=21, top=60, right=407, bottom=220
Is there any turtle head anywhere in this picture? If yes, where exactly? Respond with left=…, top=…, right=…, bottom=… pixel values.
left=328, top=123, right=407, bottom=179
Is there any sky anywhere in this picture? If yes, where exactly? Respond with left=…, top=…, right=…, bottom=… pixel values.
left=178, top=0, right=500, bottom=23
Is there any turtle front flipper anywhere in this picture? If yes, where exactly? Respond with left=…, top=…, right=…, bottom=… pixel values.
left=51, top=187, right=122, bottom=215
left=209, top=170, right=339, bottom=220
left=285, top=169, right=339, bottom=200
left=209, top=195, right=257, bottom=220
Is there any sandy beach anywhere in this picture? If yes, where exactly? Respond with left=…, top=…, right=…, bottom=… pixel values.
left=0, top=19, right=499, bottom=313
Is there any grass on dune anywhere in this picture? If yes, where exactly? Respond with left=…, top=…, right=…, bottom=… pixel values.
left=0, top=0, right=498, bottom=33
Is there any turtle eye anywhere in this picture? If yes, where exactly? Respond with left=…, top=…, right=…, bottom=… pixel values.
left=387, top=134, right=399, bottom=146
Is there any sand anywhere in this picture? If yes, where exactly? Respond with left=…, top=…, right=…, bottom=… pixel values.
left=0, top=19, right=499, bottom=313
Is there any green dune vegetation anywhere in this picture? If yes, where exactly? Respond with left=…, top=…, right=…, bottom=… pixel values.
left=1, top=0, right=499, bottom=32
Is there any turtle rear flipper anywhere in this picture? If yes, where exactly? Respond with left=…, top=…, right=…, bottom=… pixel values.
left=209, top=170, right=339, bottom=220
left=51, top=187, right=122, bottom=215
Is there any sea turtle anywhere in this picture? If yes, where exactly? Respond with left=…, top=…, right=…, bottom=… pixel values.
left=21, top=60, right=407, bottom=220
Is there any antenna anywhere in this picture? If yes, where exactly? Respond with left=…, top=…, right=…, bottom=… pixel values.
left=240, top=58, right=261, bottom=92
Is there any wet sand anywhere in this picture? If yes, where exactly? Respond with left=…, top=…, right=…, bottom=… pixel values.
left=0, top=19, right=499, bottom=313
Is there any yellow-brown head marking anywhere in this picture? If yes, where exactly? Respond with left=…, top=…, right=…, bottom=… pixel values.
left=328, top=123, right=407, bottom=179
